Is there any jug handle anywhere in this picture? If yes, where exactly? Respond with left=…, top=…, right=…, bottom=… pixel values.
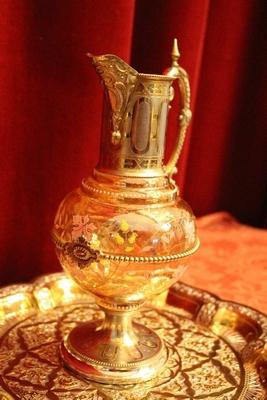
left=164, top=40, right=192, bottom=177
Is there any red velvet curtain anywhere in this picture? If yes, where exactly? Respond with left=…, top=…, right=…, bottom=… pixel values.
left=0, top=0, right=266, bottom=285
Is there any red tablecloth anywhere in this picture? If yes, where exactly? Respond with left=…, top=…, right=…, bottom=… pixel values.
left=182, top=212, right=267, bottom=314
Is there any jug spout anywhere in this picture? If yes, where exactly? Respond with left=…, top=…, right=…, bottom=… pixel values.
left=91, top=54, right=139, bottom=139
left=91, top=53, right=174, bottom=178
left=89, top=39, right=191, bottom=179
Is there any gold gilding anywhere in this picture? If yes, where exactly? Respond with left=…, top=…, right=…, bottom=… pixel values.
left=51, top=40, right=199, bottom=384
left=0, top=275, right=266, bottom=399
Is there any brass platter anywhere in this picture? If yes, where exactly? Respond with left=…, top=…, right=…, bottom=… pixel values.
left=0, top=273, right=266, bottom=399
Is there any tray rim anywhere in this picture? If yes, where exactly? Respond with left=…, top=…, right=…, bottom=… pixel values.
left=0, top=271, right=266, bottom=315
left=0, top=272, right=266, bottom=328
left=0, top=272, right=266, bottom=399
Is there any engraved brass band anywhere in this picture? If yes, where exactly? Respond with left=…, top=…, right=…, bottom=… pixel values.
left=97, top=299, right=142, bottom=311
left=52, top=233, right=200, bottom=263
left=64, top=338, right=164, bottom=369
left=82, top=171, right=180, bottom=205
left=102, top=239, right=199, bottom=263
left=82, top=179, right=177, bottom=202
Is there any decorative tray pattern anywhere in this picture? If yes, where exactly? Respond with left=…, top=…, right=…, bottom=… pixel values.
left=0, top=273, right=266, bottom=399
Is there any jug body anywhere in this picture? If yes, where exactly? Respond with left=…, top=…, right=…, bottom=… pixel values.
left=52, top=39, right=198, bottom=305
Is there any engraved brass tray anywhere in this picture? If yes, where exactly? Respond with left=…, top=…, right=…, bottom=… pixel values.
left=0, top=273, right=266, bottom=399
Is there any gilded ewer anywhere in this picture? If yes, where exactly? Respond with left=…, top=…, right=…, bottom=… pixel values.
left=52, top=39, right=199, bottom=385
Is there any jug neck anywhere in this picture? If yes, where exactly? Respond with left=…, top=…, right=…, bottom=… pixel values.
left=92, top=55, right=173, bottom=178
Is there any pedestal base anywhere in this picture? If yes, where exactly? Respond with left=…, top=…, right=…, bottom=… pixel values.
left=61, top=320, right=167, bottom=384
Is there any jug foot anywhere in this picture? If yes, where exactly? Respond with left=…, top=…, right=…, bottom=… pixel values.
left=61, top=320, right=168, bottom=385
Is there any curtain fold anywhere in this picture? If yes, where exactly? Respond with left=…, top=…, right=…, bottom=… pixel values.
left=0, top=0, right=266, bottom=284
left=131, top=0, right=212, bottom=194
left=183, top=0, right=267, bottom=224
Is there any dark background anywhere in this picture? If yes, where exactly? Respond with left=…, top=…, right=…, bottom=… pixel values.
left=0, top=0, right=266, bottom=285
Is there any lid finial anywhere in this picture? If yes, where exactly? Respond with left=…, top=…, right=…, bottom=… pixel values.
left=171, top=38, right=180, bottom=66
